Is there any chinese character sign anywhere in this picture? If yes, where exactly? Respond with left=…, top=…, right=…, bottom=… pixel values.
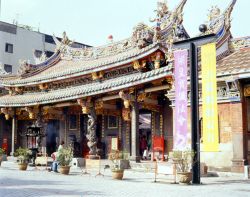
left=201, top=43, right=219, bottom=152
left=174, top=49, right=188, bottom=150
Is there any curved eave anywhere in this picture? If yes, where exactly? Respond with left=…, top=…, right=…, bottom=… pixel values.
left=0, top=66, right=172, bottom=107
left=1, top=43, right=167, bottom=87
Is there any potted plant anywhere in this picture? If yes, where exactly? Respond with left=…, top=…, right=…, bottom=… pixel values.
left=108, top=150, right=130, bottom=180
left=172, top=149, right=195, bottom=185
left=14, top=147, right=31, bottom=170
left=0, top=148, right=5, bottom=166
left=57, top=146, right=73, bottom=175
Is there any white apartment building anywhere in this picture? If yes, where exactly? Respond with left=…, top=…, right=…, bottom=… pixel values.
left=0, top=21, right=89, bottom=74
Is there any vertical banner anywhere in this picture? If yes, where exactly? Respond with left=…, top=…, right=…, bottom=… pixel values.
left=174, top=49, right=188, bottom=150
left=201, top=43, right=219, bottom=152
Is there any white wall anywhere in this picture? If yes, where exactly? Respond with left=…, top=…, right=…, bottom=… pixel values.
left=0, top=25, right=56, bottom=74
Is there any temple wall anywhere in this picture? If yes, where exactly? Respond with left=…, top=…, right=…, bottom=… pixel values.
left=172, top=102, right=244, bottom=171
left=187, top=102, right=243, bottom=171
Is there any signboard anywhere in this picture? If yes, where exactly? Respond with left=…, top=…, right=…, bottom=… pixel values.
left=174, top=49, right=188, bottom=150
left=201, top=43, right=219, bottom=152
left=152, top=136, right=164, bottom=161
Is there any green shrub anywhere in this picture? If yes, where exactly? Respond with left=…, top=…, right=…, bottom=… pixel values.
left=57, top=147, right=73, bottom=166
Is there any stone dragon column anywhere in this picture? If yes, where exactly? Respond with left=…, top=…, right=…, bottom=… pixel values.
left=86, top=105, right=100, bottom=159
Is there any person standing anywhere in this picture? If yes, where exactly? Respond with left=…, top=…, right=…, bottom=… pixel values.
left=140, top=136, right=147, bottom=159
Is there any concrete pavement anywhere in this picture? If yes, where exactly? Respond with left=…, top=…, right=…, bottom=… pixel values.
left=0, top=161, right=250, bottom=197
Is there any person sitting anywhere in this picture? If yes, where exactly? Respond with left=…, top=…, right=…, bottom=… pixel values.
left=49, top=141, right=65, bottom=172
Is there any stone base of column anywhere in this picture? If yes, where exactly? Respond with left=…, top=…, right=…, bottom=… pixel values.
left=231, top=159, right=245, bottom=173
left=130, top=156, right=141, bottom=163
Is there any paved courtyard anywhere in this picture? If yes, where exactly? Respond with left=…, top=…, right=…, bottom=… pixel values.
left=0, top=161, right=250, bottom=197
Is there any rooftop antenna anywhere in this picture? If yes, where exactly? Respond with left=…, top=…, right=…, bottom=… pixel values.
left=14, top=13, right=20, bottom=25
left=0, top=0, right=2, bottom=19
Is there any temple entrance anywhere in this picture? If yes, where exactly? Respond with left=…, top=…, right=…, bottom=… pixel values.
left=139, top=110, right=152, bottom=160
left=46, top=120, right=60, bottom=156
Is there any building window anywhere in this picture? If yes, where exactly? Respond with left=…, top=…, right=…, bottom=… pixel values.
left=34, top=50, right=42, bottom=58
left=4, top=64, right=12, bottom=73
left=5, top=43, right=13, bottom=53
left=69, top=114, right=78, bottom=130
left=45, top=51, right=54, bottom=58
left=108, top=116, right=118, bottom=129
left=45, top=34, right=55, bottom=44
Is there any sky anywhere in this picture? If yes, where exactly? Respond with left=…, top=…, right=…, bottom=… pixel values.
left=0, top=0, right=249, bottom=46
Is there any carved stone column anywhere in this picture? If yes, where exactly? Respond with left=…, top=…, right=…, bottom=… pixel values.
left=130, top=100, right=140, bottom=162
left=86, top=106, right=99, bottom=158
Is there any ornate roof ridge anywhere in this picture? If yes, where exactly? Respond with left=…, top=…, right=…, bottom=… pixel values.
left=229, top=36, right=250, bottom=52
left=200, top=0, right=236, bottom=36
left=53, top=0, right=187, bottom=60
left=0, top=0, right=187, bottom=81
left=1, top=43, right=166, bottom=87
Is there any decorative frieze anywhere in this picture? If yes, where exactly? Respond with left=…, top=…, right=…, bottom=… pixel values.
left=103, top=66, right=135, bottom=79
left=244, top=86, right=250, bottom=97
left=167, top=85, right=241, bottom=106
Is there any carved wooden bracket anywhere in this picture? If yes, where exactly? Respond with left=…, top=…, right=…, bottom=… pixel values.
left=119, top=90, right=134, bottom=109
left=122, top=108, right=131, bottom=121
left=25, top=107, right=35, bottom=119
left=132, top=60, right=146, bottom=71
left=91, top=71, right=104, bottom=81
left=137, top=92, right=147, bottom=102
left=154, top=52, right=162, bottom=69
left=244, top=86, right=250, bottom=97
left=38, top=83, right=48, bottom=90
left=0, top=108, right=13, bottom=120
left=14, top=87, right=24, bottom=94
left=77, top=97, right=92, bottom=114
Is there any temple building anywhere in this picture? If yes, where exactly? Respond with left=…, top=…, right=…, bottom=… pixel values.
left=0, top=0, right=249, bottom=172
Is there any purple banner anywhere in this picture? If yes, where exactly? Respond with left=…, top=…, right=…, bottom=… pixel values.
left=174, top=49, right=188, bottom=150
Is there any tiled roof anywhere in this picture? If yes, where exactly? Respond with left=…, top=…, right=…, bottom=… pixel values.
left=1, top=43, right=165, bottom=86
left=0, top=66, right=172, bottom=107
left=217, top=47, right=250, bottom=77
